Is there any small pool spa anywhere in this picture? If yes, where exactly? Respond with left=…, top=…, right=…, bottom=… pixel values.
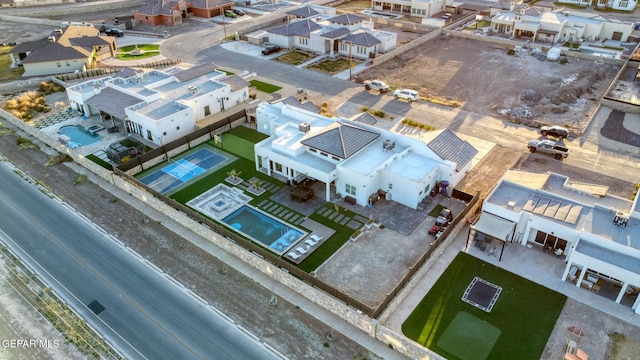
left=58, top=125, right=101, bottom=146
left=222, top=205, right=305, bottom=254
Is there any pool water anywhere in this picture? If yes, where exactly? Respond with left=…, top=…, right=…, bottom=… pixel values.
left=222, top=206, right=304, bottom=253
left=59, top=125, right=101, bottom=145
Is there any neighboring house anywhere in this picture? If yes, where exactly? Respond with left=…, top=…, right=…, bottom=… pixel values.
left=266, top=9, right=397, bottom=58
left=471, top=170, right=640, bottom=313
left=557, top=0, right=637, bottom=11
left=254, top=100, right=477, bottom=209
left=10, top=25, right=116, bottom=76
left=66, top=62, right=249, bottom=146
left=490, top=3, right=634, bottom=43
left=371, top=0, right=451, bottom=18
left=133, top=0, right=233, bottom=27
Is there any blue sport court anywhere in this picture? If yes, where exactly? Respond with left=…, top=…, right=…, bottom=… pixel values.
left=139, top=148, right=227, bottom=193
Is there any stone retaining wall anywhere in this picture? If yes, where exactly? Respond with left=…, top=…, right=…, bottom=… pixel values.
left=0, top=105, right=446, bottom=359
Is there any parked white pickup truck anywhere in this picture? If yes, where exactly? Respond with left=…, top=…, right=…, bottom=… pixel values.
left=528, top=139, right=569, bottom=160
left=363, top=79, right=390, bottom=93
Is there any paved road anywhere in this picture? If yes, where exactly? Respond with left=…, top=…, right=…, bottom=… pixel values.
left=0, top=161, right=278, bottom=360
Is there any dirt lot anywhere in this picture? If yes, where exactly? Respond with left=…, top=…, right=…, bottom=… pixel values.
left=355, top=36, right=620, bottom=133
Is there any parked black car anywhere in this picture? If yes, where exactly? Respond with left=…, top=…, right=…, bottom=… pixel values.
left=261, top=45, right=281, bottom=55
left=232, top=9, right=245, bottom=16
left=104, top=28, right=124, bottom=37
left=540, top=125, right=568, bottom=139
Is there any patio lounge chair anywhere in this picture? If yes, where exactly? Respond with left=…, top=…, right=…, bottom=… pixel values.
left=287, top=251, right=301, bottom=260
left=295, top=246, right=310, bottom=254
left=305, top=235, right=323, bottom=247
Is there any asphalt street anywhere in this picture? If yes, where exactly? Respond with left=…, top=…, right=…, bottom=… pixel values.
left=0, top=161, right=278, bottom=360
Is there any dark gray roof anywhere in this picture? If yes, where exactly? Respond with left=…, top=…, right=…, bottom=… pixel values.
left=85, top=87, right=144, bottom=120
left=277, top=96, right=320, bottom=113
left=20, top=42, right=86, bottom=63
left=352, top=112, right=377, bottom=125
left=427, top=129, right=477, bottom=171
left=173, top=62, right=218, bottom=82
left=320, top=27, right=350, bottom=39
left=11, top=38, right=51, bottom=54
left=302, top=123, right=379, bottom=159
left=220, top=75, right=249, bottom=92
left=134, top=0, right=175, bottom=15
left=268, top=19, right=321, bottom=37
left=328, top=13, right=364, bottom=25
left=340, top=32, right=380, bottom=47
left=70, top=36, right=110, bottom=47
left=287, top=5, right=319, bottom=18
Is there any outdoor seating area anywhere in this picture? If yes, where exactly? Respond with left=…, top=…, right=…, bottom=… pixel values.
left=285, top=234, right=323, bottom=264
left=564, top=323, right=588, bottom=360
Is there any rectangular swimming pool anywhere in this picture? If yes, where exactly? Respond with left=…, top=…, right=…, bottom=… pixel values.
left=222, top=205, right=305, bottom=254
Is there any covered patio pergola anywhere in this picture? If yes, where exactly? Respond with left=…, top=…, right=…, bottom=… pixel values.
left=467, top=212, right=516, bottom=261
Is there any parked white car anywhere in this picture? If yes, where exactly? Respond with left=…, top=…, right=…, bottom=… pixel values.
left=394, top=89, right=419, bottom=102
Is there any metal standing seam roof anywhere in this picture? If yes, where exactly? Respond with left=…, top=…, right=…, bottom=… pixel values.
left=328, top=13, right=365, bottom=25
left=267, top=19, right=322, bottom=37
left=427, top=129, right=478, bottom=171
left=286, top=5, right=320, bottom=18
left=173, top=62, right=219, bottom=82
left=220, top=75, right=249, bottom=92
left=340, top=32, right=381, bottom=47
left=277, top=96, right=321, bottom=113
left=352, top=112, right=377, bottom=125
left=85, top=87, right=144, bottom=120
left=301, top=123, right=380, bottom=159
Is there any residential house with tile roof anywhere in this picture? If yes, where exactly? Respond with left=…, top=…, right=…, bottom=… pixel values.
left=471, top=170, right=640, bottom=313
left=10, top=25, right=116, bottom=76
left=266, top=7, right=397, bottom=59
left=557, top=0, right=637, bottom=11
left=254, top=101, right=477, bottom=209
left=65, top=62, right=249, bottom=147
left=371, top=0, right=451, bottom=18
left=133, top=0, right=233, bottom=27
left=490, top=3, right=634, bottom=43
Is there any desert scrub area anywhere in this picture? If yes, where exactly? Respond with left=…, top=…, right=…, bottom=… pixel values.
left=3, top=81, right=65, bottom=120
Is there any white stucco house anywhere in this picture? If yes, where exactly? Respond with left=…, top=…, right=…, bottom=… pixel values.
left=10, top=25, right=116, bottom=76
left=266, top=10, right=397, bottom=59
left=65, top=62, right=249, bottom=145
left=556, top=0, right=637, bottom=11
left=470, top=170, right=640, bottom=313
left=372, top=0, right=455, bottom=17
left=490, top=4, right=634, bottom=43
left=253, top=100, right=477, bottom=210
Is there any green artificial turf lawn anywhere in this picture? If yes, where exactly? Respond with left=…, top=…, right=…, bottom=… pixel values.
left=249, top=80, right=282, bottom=93
left=402, top=252, right=566, bottom=360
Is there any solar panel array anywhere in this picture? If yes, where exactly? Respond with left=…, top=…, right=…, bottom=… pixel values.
left=522, top=194, right=582, bottom=224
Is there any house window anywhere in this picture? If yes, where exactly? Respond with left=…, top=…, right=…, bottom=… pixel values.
left=320, top=152, right=328, bottom=157
left=204, top=105, right=211, bottom=116
left=421, top=9, right=426, bottom=15
left=65, top=62, right=71, bottom=67
left=299, top=37, right=308, bottom=45
left=424, top=184, right=430, bottom=193
left=310, top=148, right=317, bottom=153
left=345, top=184, right=356, bottom=196
left=389, top=183, right=393, bottom=190
left=176, top=126, right=180, bottom=130
left=412, top=8, right=417, bottom=14
left=331, top=156, right=340, bottom=161
left=57, top=63, right=62, bottom=67
left=275, top=163, right=282, bottom=172
left=358, top=46, right=366, bottom=55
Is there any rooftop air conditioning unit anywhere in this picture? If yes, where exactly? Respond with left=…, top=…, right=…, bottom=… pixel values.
left=383, top=139, right=395, bottom=151
left=132, top=76, right=142, bottom=83
left=188, top=86, right=198, bottom=95
left=299, top=122, right=310, bottom=133
left=48, top=36, right=56, bottom=43
left=55, top=29, right=63, bottom=35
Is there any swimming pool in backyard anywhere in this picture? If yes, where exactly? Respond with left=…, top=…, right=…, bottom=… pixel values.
left=58, top=125, right=101, bottom=146
left=222, top=205, right=305, bottom=254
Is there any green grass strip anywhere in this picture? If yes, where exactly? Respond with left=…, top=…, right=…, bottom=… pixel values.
left=249, top=80, right=282, bottom=94
left=402, top=252, right=565, bottom=360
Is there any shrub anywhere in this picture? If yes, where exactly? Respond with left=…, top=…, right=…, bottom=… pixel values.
left=559, top=58, right=568, bottom=65
left=39, top=81, right=65, bottom=95
left=73, top=174, right=88, bottom=185
left=361, top=106, right=368, bottom=112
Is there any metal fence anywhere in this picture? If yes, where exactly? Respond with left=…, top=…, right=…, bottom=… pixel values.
left=113, top=113, right=479, bottom=317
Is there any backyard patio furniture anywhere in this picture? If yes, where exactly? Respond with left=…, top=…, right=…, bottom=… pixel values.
left=290, top=186, right=314, bottom=202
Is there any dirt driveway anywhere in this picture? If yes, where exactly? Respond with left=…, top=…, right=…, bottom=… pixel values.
left=355, top=36, right=619, bottom=133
